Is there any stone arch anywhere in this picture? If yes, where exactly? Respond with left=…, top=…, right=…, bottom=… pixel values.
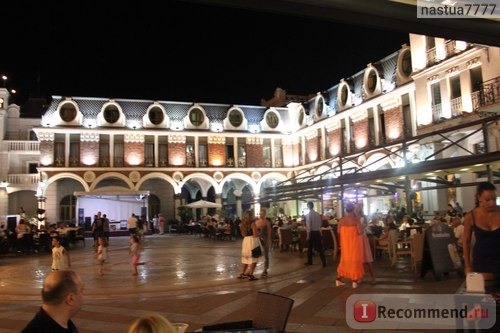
left=90, top=172, right=135, bottom=191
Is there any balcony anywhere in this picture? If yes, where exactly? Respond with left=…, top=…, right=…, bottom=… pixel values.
left=2, top=140, right=40, bottom=152
left=6, top=173, right=40, bottom=190
left=472, top=76, right=500, bottom=111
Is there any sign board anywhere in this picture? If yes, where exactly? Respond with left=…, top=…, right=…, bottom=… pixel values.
left=421, top=221, right=463, bottom=280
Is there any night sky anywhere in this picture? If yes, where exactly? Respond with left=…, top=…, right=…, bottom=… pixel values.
left=2, top=0, right=409, bottom=115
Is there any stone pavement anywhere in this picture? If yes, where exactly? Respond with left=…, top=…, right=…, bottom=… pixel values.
left=0, top=234, right=464, bottom=333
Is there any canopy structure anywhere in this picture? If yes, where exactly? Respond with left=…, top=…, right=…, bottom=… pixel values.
left=184, top=200, right=221, bottom=209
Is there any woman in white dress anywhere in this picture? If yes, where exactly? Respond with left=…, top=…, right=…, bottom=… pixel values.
left=237, top=210, right=262, bottom=281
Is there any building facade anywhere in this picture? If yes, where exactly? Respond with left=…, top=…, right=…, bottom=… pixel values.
left=0, top=33, right=499, bottom=229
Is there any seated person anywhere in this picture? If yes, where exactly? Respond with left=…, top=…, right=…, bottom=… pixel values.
left=450, top=216, right=463, bottom=253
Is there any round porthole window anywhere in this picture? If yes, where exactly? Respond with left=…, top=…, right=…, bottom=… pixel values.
left=189, top=108, right=204, bottom=127
left=340, top=85, right=349, bottom=106
left=103, top=105, right=120, bottom=124
left=148, top=106, right=164, bottom=125
left=316, top=97, right=324, bottom=118
left=266, top=111, right=279, bottom=129
left=59, top=102, right=77, bottom=122
left=366, top=69, right=378, bottom=94
left=401, top=49, right=412, bottom=77
left=298, top=108, right=304, bottom=126
left=228, top=109, right=243, bottom=127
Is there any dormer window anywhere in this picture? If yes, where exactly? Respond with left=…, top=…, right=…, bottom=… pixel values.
left=401, top=49, right=412, bottom=77
left=148, top=106, right=164, bottom=125
left=189, top=108, right=204, bottom=127
left=228, top=109, right=243, bottom=127
left=265, top=111, right=279, bottom=129
left=366, top=69, right=378, bottom=94
left=316, top=97, right=324, bottom=118
left=298, top=108, right=304, bottom=126
left=340, top=85, right=349, bottom=106
left=103, top=105, right=120, bottom=124
left=59, top=102, right=77, bottom=122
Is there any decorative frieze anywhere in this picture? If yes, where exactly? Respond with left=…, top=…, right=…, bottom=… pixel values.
left=38, top=132, right=54, bottom=142
left=168, top=135, right=186, bottom=144
left=124, top=133, right=144, bottom=143
left=80, top=132, right=100, bottom=142
left=246, top=137, right=263, bottom=145
left=208, top=136, right=226, bottom=145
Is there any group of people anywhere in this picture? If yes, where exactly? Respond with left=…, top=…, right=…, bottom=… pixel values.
left=21, top=270, right=182, bottom=333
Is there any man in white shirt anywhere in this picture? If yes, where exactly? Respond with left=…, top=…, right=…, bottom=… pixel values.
left=304, top=201, right=326, bottom=267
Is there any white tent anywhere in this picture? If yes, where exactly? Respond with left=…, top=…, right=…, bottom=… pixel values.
left=184, top=200, right=221, bottom=209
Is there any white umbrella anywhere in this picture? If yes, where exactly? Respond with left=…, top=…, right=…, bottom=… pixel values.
left=184, top=200, right=221, bottom=209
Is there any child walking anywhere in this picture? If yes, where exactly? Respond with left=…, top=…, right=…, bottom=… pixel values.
left=129, top=234, right=141, bottom=276
left=96, top=236, right=108, bottom=276
left=51, top=236, right=71, bottom=271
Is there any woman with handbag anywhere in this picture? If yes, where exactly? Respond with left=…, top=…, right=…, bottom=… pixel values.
left=237, top=210, right=262, bottom=281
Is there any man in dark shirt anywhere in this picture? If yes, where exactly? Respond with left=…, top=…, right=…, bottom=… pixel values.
left=304, top=201, right=326, bottom=267
left=22, top=270, right=84, bottom=333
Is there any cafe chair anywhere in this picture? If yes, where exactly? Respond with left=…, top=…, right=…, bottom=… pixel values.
left=278, top=228, right=296, bottom=252
left=202, top=291, right=294, bottom=333
left=298, top=229, right=307, bottom=253
left=390, top=229, right=412, bottom=267
left=411, top=232, right=425, bottom=274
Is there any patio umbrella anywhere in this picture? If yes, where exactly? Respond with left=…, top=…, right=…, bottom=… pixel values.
left=184, top=200, right=221, bottom=209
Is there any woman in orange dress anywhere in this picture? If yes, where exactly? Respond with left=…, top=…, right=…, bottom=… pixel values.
left=336, top=202, right=365, bottom=288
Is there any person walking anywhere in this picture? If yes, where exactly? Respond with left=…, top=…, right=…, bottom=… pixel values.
left=336, top=202, right=365, bottom=288
left=355, top=203, right=376, bottom=284
left=237, top=210, right=261, bottom=281
left=22, top=270, right=84, bottom=333
left=158, top=213, right=165, bottom=234
left=255, top=207, right=272, bottom=277
left=51, top=236, right=71, bottom=271
left=102, top=214, right=110, bottom=241
left=304, top=201, right=326, bottom=267
left=96, top=236, right=108, bottom=276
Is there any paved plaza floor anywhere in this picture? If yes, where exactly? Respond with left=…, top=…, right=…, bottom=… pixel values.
left=0, top=234, right=465, bottom=333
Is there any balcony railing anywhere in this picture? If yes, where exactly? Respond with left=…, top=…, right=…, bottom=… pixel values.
left=450, top=97, right=462, bottom=117
left=7, top=173, right=40, bottom=186
left=472, top=76, right=500, bottom=110
left=3, top=140, right=40, bottom=151
left=431, top=103, right=443, bottom=122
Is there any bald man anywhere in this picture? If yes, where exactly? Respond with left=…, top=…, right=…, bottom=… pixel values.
left=22, top=270, right=84, bottom=333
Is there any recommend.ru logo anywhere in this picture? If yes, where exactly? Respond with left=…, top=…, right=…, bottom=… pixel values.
left=347, top=294, right=496, bottom=330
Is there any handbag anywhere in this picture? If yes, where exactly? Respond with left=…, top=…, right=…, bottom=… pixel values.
left=252, top=239, right=262, bottom=258
left=251, top=245, right=262, bottom=258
